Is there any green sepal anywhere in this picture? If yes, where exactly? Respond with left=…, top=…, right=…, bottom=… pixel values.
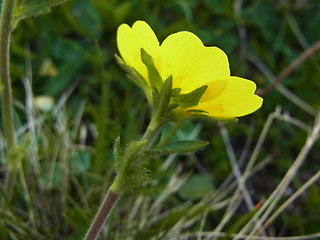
left=150, top=140, right=209, bottom=154
left=186, top=109, right=239, bottom=123
left=172, top=85, right=208, bottom=108
left=167, top=103, right=179, bottom=112
left=115, top=54, right=149, bottom=91
left=186, top=113, right=212, bottom=120
left=150, top=75, right=173, bottom=127
left=184, top=109, right=210, bottom=119
left=157, top=75, right=172, bottom=114
left=12, top=0, right=72, bottom=29
left=218, top=118, right=238, bottom=124
left=152, top=87, right=160, bottom=109
left=115, top=54, right=153, bottom=104
left=141, top=48, right=163, bottom=91
left=187, top=109, right=209, bottom=114
left=172, top=88, right=181, bottom=97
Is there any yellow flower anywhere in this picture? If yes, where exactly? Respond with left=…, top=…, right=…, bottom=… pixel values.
left=117, top=21, right=263, bottom=120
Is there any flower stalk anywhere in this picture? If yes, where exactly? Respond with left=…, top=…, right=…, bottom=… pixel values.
left=84, top=115, right=163, bottom=240
left=83, top=190, right=119, bottom=240
left=0, top=0, right=17, bottom=200
left=84, top=76, right=172, bottom=238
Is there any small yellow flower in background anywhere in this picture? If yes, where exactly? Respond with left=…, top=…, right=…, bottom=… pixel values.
left=117, top=20, right=263, bottom=120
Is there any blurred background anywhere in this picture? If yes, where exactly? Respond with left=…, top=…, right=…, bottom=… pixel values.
left=1, top=0, right=320, bottom=239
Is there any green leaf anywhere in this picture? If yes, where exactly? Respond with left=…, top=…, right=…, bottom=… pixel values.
left=111, top=139, right=151, bottom=193
left=140, top=48, right=163, bottom=91
left=112, top=165, right=152, bottom=194
left=125, top=166, right=152, bottom=187
left=172, top=85, right=208, bottom=108
left=12, top=0, right=72, bottom=28
left=152, top=140, right=209, bottom=154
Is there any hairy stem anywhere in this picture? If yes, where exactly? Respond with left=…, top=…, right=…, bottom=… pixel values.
left=141, top=111, right=164, bottom=144
left=0, top=0, right=17, bottom=199
left=84, top=114, right=164, bottom=239
left=83, top=190, right=119, bottom=240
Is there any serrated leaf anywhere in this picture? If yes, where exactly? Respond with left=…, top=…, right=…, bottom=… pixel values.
left=153, top=140, right=209, bottom=154
left=141, top=48, right=163, bottom=91
left=172, top=85, right=208, bottom=108
left=12, top=0, right=72, bottom=28
left=121, top=166, right=152, bottom=191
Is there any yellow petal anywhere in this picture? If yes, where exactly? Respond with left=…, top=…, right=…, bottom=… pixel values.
left=155, top=31, right=230, bottom=93
left=117, top=21, right=159, bottom=83
left=192, top=77, right=263, bottom=119
left=199, top=79, right=228, bottom=102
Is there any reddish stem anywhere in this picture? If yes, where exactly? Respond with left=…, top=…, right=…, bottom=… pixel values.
left=84, top=190, right=119, bottom=240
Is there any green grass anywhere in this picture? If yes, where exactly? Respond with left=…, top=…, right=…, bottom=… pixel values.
left=1, top=0, right=320, bottom=239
